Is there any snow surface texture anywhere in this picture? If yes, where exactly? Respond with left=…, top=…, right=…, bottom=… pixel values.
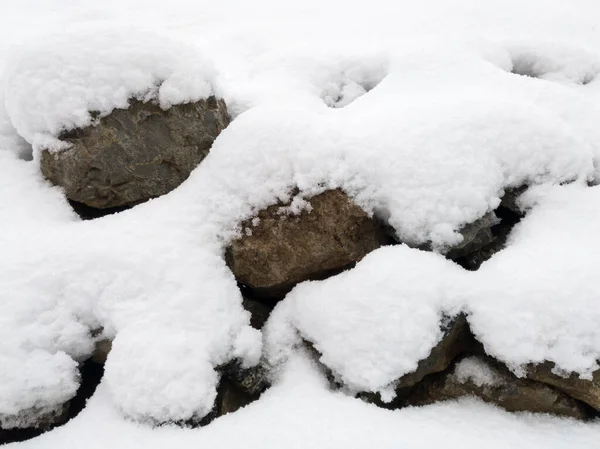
left=1, top=0, right=600, bottom=444
left=8, top=353, right=600, bottom=449
left=3, top=28, right=216, bottom=154
left=453, top=357, right=505, bottom=388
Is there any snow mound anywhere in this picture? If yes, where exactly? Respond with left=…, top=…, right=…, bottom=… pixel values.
left=265, top=245, right=466, bottom=395
left=468, top=184, right=600, bottom=377
left=266, top=185, right=600, bottom=391
left=2, top=0, right=600, bottom=431
left=3, top=27, right=216, bottom=153
left=0, top=350, right=79, bottom=429
left=506, top=42, right=600, bottom=85
left=453, top=357, right=505, bottom=387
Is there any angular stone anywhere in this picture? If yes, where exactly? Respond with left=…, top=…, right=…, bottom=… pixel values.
left=41, top=97, right=230, bottom=209
left=226, top=189, right=389, bottom=298
left=409, top=356, right=590, bottom=419
left=500, top=186, right=527, bottom=215
left=221, top=361, right=270, bottom=398
left=359, top=314, right=473, bottom=407
left=446, top=212, right=497, bottom=260
left=216, top=378, right=256, bottom=416
left=396, top=314, right=472, bottom=389
left=528, top=362, right=600, bottom=412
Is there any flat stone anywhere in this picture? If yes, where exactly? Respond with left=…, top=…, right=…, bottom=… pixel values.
left=528, top=362, right=600, bottom=412
left=409, top=356, right=590, bottom=419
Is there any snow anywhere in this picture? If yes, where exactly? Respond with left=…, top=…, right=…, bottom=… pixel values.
left=3, top=28, right=216, bottom=153
left=1, top=0, right=600, bottom=446
left=468, top=184, right=600, bottom=377
left=264, top=245, right=466, bottom=396
left=8, top=353, right=600, bottom=449
left=453, top=357, right=505, bottom=388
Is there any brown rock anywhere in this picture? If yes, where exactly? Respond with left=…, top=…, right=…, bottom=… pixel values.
left=91, top=338, right=112, bottom=364
left=41, top=97, right=230, bottom=209
left=226, top=189, right=388, bottom=298
left=408, top=356, right=589, bottom=419
left=528, top=362, right=600, bottom=412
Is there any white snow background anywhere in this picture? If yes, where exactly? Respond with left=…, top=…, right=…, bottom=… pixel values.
left=1, top=0, right=600, bottom=447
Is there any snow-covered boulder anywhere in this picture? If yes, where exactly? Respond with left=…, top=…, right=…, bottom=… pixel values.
left=40, top=98, right=229, bottom=209
left=408, top=356, right=590, bottom=419
left=226, top=189, right=389, bottom=298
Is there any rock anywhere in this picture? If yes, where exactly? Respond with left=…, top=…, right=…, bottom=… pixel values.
left=214, top=361, right=270, bottom=417
left=446, top=212, right=497, bottom=260
left=1, top=403, right=70, bottom=445
left=41, top=97, right=230, bottom=209
left=221, top=361, right=270, bottom=398
left=215, top=378, right=256, bottom=416
left=396, top=314, right=472, bottom=389
left=91, top=338, right=112, bottom=364
left=242, top=297, right=272, bottom=330
left=360, top=314, right=473, bottom=407
left=500, top=186, right=527, bottom=215
left=527, top=362, right=600, bottom=412
left=408, top=356, right=590, bottom=419
left=226, top=189, right=389, bottom=298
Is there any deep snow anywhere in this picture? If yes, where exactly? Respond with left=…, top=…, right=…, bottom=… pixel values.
left=1, top=0, right=600, bottom=446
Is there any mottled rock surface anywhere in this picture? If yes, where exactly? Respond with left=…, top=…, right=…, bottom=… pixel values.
left=41, top=97, right=230, bottom=209
left=409, top=356, right=590, bottom=419
left=528, top=362, right=600, bottom=412
left=446, top=212, right=497, bottom=260
left=226, top=189, right=389, bottom=298
left=0, top=403, right=70, bottom=444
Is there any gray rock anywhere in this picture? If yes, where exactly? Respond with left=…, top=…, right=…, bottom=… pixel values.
left=226, top=189, right=389, bottom=298
left=41, top=97, right=230, bottom=209
left=409, top=356, right=590, bottom=419
left=1, top=402, right=71, bottom=445
left=446, top=212, right=497, bottom=260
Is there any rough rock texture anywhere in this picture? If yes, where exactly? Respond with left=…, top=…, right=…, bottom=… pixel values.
left=396, top=314, right=472, bottom=389
left=0, top=404, right=70, bottom=431
left=221, top=361, right=271, bottom=398
left=40, top=97, right=230, bottom=209
left=226, top=189, right=389, bottom=298
left=214, top=362, right=271, bottom=418
left=527, top=362, right=600, bottom=412
left=360, top=314, right=473, bottom=407
left=499, top=186, right=527, bottom=214
left=0, top=403, right=70, bottom=445
left=409, top=356, right=590, bottom=420
left=446, top=212, right=497, bottom=260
